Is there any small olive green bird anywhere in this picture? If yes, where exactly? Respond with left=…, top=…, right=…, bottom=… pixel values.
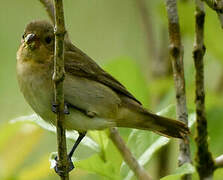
left=17, top=20, right=189, bottom=172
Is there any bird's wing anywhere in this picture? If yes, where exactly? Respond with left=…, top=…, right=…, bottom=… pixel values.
left=64, top=48, right=141, bottom=105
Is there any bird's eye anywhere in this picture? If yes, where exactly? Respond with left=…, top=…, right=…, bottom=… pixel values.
left=22, top=34, right=25, bottom=39
left=45, top=36, right=52, bottom=44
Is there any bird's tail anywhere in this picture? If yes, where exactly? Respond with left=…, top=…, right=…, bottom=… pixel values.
left=117, top=108, right=189, bottom=139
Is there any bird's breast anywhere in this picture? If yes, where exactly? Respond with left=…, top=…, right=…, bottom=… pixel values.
left=16, top=58, right=55, bottom=124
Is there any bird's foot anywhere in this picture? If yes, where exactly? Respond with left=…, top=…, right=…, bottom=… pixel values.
left=54, top=155, right=74, bottom=176
left=51, top=102, right=58, bottom=113
left=86, top=110, right=97, bottom=118
left=51, top=102, right=70, bottom=114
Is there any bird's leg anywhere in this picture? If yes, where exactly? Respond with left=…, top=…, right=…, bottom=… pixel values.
left=51, top=102, right=70, bottom=114
left=54, top=132, right=86, bottom=175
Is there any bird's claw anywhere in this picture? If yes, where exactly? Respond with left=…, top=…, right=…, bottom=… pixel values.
left=52, top=102, right=58, bottom=113
left=51, top=102, right=70, bottom=114
left=54, top=156, right=74, bottom=176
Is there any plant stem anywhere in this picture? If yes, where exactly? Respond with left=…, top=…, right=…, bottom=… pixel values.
left=136, top=0, right=170, bottom=78
left=39, top=0, right=55, bottom=23
left=193, top=1, right=215, bottom=180
left=165, top=0, right=191, bottom=180
left=135, top=0, right=156, bottom=76
left=109, top=128, right=153, bottom=180
left=53, top=0, right=69, bottom=179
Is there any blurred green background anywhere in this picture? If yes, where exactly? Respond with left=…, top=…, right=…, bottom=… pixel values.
left=1, top=0, right=223, bottom=179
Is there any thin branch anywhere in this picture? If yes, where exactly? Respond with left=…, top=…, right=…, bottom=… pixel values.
left=202, top=0, right=223, bottom=27
left=136, top=0, right=170, bottom=78
left=109, top=128, right=153, bottom=180
left=39, top=0, right=55, bottom=23
left=136, top=0, right=156, bottom=57
left=215, top=154, right=223, bottom=168
left=135, top=0, right=157, bottom=76
left=53, top=0, right=69, bottom=179
left=193, top=1, right=215, bottom=180
left=165, top=1, right=191, bottom=180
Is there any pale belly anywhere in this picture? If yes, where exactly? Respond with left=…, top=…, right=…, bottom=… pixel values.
left=17, top=68, right=118, bottom=131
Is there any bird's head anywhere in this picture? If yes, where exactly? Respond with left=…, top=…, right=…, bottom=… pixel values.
left=18, top=20, right=55, bottom=64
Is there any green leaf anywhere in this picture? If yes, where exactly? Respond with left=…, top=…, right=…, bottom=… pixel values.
left=122, top=136, right=169, bottom=180
left=76, top=141, right=123, bottom=180
left=103, top=57, right=150, bottom=107
left=10, top=114, right=100, bottom=159
left=88, top=130, right=109, bottom=151
left=188, top=113, right=196, bottom=128
left=0, top=122, right=43, bottom=177
left=0, top=122, right=23, bottom=152
left=76, top=154, right=119, bottom=179
left=160, top=163, right=195, bottom=180
left=17, top=154, right=52, bottom=180
left=156, top=104, right=176, bottom=118
left=88, top=130, right=109, bottom=162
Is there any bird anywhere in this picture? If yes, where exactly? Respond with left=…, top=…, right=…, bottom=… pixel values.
left=16, top=20, right=189, bottom=174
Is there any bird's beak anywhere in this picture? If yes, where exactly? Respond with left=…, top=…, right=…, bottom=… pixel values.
left=24, top=33, right=36, bottom=44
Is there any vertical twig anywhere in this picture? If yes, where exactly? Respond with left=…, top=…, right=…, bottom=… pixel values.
left=135, top=0, right=157, bottom=64
left=109, top=128, right=152, bottom=180
left=53, top=0, right=69, bottom=179
left=39, top=0, right=55, bottom=23
left=136, top=0, right=170, bottom=78
left=165, top=1, right=191, bottom=180
left=193, top=1, right=215, bottom=180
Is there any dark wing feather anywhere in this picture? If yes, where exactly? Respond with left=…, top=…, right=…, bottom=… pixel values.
left=64, top=43, right=141, bottom=105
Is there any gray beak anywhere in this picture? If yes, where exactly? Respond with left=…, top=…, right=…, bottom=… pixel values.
left=25, top=33, right=36, bottom=44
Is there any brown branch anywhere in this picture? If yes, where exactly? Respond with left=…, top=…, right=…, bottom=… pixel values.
left=39, top=0, right=55, bottom=23
left=53, top=0, right=69, bottom=179
left=136, top=0, right=170, bottom=78
left=193, top=1, right=215, bottom=180
left=165, top=1, right=191, bottom=180
left=215, top=154, right=223, bottom=168
left=135, top=0, right=157, bottom=75
left=109, top=128, right=153, bottom=180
